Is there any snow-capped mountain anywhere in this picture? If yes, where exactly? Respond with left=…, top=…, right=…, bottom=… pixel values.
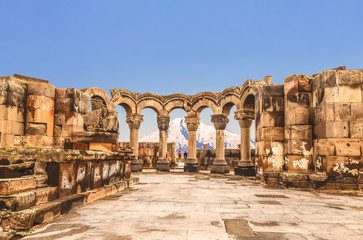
left=139, top=118, right=255, bottom=153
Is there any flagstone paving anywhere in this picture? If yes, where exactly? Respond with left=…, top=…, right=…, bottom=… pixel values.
left=25, top=172, right=363, bottom=240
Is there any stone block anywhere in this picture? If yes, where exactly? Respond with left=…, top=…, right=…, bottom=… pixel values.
left=58, top=162, right=77, bottom=198
left=313, top=139, right=335, bottom=156
left=0, top=177, right=36, bottom=195
left=261, top=112, right=284, bottom=127
left=350, top=121, right=363, bottom=138
left=27, top=95, right=54, bottom=111
left=54, top=113, right=65, bottom=126
left=55, top=88, right=66, bottom=99
left=261, top=154, right=284, bottom=172
left=285, top=139, right=313, bottom=155
left=335, top=139, right=361, bottom=156
left=73, top=142, right=89, bottom=151
left=325, top=156, right=346, bottom=174
left=55, top=194, right=86, bottom=214
left=0, top=209, right=36, bottom=230
left=0, top=191, right=36, bottom=211
left=24, top=135, right=54, bottom=148
left=0, top=120, right=12, bottom=134
left=89, top=143, right=113, bottom=152
left=76, top=162, right=91, bottom=192
left=351, top=103, right=363, bottom=121
left=261, top=127, right=284, bottom=141
left=26, top=122, right=47, bottom=135
left=34, top=187, right=59, bottom=205
left=93, top=162, right=103, bottom=189
left=0, top=133, right=15, bottom=148
left=26, top=108, right=54, bottom=125
left=286, top=155, right=313, bottom=173
left=285, top=106, right=312, bottom=125
left=334, top=103, right=351, bottom=121
left=11, top=121, right=24, bottom=136
left=83, top=188, right=106, bottom=204
left=28, top=82, right=55, bottom=98
left=263, top=96, right=284, bottom=112
left=339, top=85, right=361, bottom=103
left=64, top=111, right=83, bottom=127
left=285, top=125, right=312, bottom=140
left=33, top=201, right=61, bottom=224
left=55, top=98, right=71, bottom=111
left=323, top=86, right=339, bottom=103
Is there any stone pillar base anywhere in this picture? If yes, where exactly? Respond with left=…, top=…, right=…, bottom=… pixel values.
left=211, top=159, right=230, bottom=174
left=130, top=156, right=143, bottom=172
left=184, top=158, right=199, bottom=172
left=234, top=166, right=255, bottom=176
left=156, top=158, right=170, bottom=172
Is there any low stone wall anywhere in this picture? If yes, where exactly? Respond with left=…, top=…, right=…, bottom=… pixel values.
left=0, top=149, right=138, bottom=239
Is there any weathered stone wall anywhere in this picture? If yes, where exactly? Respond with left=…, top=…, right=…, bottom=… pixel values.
left=311, top=68, right=363, bottom=190
left=254, top=85, right=285, bottom=186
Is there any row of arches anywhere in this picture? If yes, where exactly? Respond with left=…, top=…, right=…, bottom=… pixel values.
left=80, top=79, right=265, bottom=174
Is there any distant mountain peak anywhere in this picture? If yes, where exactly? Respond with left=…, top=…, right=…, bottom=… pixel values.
left=139, top=117, right=255, bottom=153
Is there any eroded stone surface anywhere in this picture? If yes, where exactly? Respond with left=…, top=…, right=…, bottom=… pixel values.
left=25, top=173, right=363, bottom=240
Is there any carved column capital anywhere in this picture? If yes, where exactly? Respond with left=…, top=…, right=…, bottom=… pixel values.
left=157, top=116, right=170, bottom=131
left=184, top=116, right=200, bottom=132
left=126, top=113, right=144, bottom=130
left=238, top=118, right=253, bottom=128
left=234, top=109, right=254, bottom=121
left=211, top=114, right=229, bottom=130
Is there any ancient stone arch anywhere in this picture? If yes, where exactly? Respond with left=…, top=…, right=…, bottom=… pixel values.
left=107, top=78, right=266, bottom=173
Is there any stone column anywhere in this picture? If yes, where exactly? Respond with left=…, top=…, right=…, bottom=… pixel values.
left=211, top=114, right=230, bottom=173
left=184, top=116, right=200, bottom=172
left=234, top=110, right=256, bottom=176
left=126, top=113, right=144, bottom=172
left=156, top=116, right=170, bottom=171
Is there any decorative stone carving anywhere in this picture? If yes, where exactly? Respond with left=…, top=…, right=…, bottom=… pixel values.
left=211, top=114, right=229, bottom=130
left=126, top=114, right=143, bottom=130
left=157, top=116, right=170, bottom=131
left=84, top=109, right=119, bottom=133
left=184, top=116, right=200, bottom=132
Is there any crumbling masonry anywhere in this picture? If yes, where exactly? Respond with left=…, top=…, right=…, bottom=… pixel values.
left=0, top=67, right=363, bottom=238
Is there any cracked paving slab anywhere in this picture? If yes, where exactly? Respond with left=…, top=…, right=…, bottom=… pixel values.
left=25, top=173, right=363, bottom=240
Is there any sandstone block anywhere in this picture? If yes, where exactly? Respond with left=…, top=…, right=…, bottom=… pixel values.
left=285, top=139, right=313, bottom=156
left=58, top=163, right=77, bottom=198
left=83, top=188, right=106, bottom=204
left=350, top=121, right=363, bottom=138
left=34, top=187, right=59, bottom=205
left=334, top=103, right=351, bottom=121
left=33, top=201, right=61, bottom=224
left=335, top=139, right=361, bottom=156
left=55, top=98, right=71, bottom=111
left=24, top=135, right=53, bottom=148
left=0, top=209, right=36, bottom=230
left=26, top=122, right=47, bottom=135
left=261, top=127, right=284, bottom=141
left=0, top=177, right=36, bottom=195
left=89, top=143, right=113, bottom=152
left=11, top=121, right=24, bottom=136
left=285, top=125, right=312, bottom=140
left=55, top=88, right=66, bottom=99
left=313, top=139, right=335, bottom=156
left=93, top=162, right=103, bottom=189
left=261, top=112, right=284, bottom=127
left=263, top=96, right=284, bottom=112
left=0, top=191, right=36, bottom=211
left=339, top=85, right=361, bottom=103
left=55, top=194, right=85, bottom=214
left=28, top=82, right=55, bottom=98
left=351, top=103, right=363, bottom=121
left=286, top=155, right=313, bottom=173
left=323, top=86, right=339, bottom=103
left=54, top=113, right=65, bottom=126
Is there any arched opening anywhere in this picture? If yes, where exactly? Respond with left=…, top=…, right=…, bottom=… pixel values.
left=168, top=108, right=188, bottom=167
left=224, top=105, right=241, bottom=169
left=138, top=108, right=159, bottom=168
left=243, top=94, right=256, bottom=167
left=197, top=107, right=216, bottom=170
left=115, top=105, right=129, bottom=142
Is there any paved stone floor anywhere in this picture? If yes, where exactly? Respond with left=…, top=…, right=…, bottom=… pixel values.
left=25, top=172, right=363, bottom=240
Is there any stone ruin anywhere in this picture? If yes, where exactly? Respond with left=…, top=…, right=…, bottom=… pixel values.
left=0, top=75, right=137, bottom=239
left=1, top=66, right=363, bottom=238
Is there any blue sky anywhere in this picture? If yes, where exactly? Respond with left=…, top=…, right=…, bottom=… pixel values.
left=1, top=0, right=362, bottom=141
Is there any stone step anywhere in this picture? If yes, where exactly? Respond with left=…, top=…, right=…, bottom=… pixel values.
left=0, top=177, right=36, bottom=195
left=0, top=191, right=36, bottom=211
left=32, top=201, right=61, bottom=224
left=34, top=187, right=59, bottom=205
left=54, top=194, right=86, bottom=214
